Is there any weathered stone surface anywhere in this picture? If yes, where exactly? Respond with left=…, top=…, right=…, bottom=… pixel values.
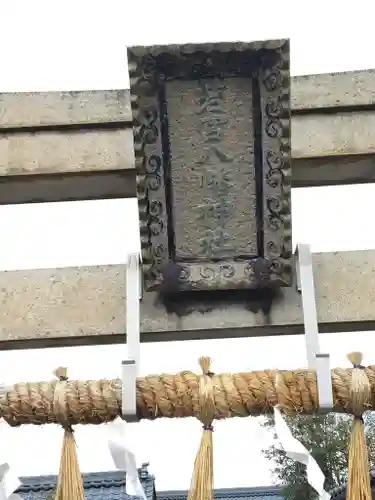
left=0, top=90, right=130, bottom=129
left=1, top=152, right=374, bottom=206
left=292, top=154, right=375, bottom=188
left=1, top=70, right=375, bottom=205
left=0, top=112, right=372, bottom=179
left=0, top=129, right=133, bottom=176
left=128, top=40, right=292, bottom=291
left=0, top=250, right=374, bottom=348
left=1, top=70, right=374, bottom=130
left=292, top=69, right=375, bottom=110
left=0, top=170, right=136, bottom=205
left=292, top=111, right=375, bottom=158
left=167, top=77, right=257, bottom=261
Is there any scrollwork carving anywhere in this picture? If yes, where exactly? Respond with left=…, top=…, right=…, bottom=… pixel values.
left=179, top=266, right=191, bottom=282
left=266, top=241, right=281, bottom=257
left=148, top=175, right=164, bottom=236
left=269, top=259, right=283, bottom=275
left=265, top=118, right=283, bottom=138
left=146, top=155, right=162, bottom=173
left=139, top=109, right=159, bottom=144
left=244, top=264, right=254, bottom=278
left=147, top=175, right=162, bottom=191
left=267, top=214, right=282, bottom=231
left=260, top=41, right=292, bottom=285
left=200, top=267, right=216, bottom=280
left=154, top=244, right=166, bottom=258
left=266, top=196, right=282, bottom=214
left=265, top=151, right=283, bottom=188
left=198, top=264, right=236, bottom=282
left=266, top=169, right=283, bottom=188
left=129, top=39, right=292, bottom=291
left=128, top=49, right=168, bottom=290
left=153, top=244, right=166, bottom=271
left=265, top=98, right=283, bottom=118
left=263, top=70, right=282, bottom=92
left=150, top=218, right=164, bottom=236
left=220, top=264, right=235, bottom=278
left=146, top=155, right=162, bottom=191
left=265, top=150, right=282, bottom=169
left=149, top=200, right=163, bottom=216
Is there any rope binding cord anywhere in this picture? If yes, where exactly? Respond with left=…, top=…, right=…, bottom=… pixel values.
left=0, top=363, right=375, bottom=426
left=188, top=357, right=215, bottom=500
left=53, top=367, right=85, bottom=500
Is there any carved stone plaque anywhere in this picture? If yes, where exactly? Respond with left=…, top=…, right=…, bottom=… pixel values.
left=128, top=40, right=292, bottom=292
left=167, top=78, right=257, bottom=261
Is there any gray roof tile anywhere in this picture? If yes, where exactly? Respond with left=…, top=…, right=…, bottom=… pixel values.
left=16, top=468, right=286, bottom=500
left=157, top=486, right=284, bottom=500
left=16, top=466, right=155, bottom=500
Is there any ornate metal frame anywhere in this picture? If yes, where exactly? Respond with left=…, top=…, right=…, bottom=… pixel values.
left=128, top=40, right=292, bottom=292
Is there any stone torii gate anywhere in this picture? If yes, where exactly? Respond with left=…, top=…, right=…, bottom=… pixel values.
left=2, top=36, right=375, bottom=500
left=0, top=40, right=374, bottom=350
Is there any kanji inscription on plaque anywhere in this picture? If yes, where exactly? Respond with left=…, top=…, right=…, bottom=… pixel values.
left=128, top=39, right=292, bottom=292
left=167, top=77, right=257, bottom=260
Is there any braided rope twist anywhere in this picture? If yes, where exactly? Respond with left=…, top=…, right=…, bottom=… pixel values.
left=0, top=365, right=373, bottom=426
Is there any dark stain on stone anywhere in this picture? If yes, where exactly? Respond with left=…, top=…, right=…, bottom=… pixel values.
left=154, top=262, right=282, bottom=323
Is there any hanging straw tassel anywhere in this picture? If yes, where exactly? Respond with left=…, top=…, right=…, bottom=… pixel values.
left=53, top=367, right=85, bottom=500
left=187, top=356, right=216, bottom=500
left=346, top=352, right=371, bottom=500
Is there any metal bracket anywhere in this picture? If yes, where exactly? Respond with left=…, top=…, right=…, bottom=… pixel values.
left=294, top=243, right=333, bottom=411
left=122, top=252, right=141, bottom=422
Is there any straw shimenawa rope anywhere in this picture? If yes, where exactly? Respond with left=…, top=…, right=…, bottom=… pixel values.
left=188, top=357, right=215, bottom=500
left=1, top=364, right=375, bottom=426
left=53, top=367, right=85, bottom=500
left=346, top=352, right=371, bottom=500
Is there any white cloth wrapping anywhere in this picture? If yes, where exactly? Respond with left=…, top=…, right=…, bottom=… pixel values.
left=274, top=406, right=330, bottom=500
left=0, top=464, right=22, bottom=500
left=108, top=418, right=147, bottom=500
left=0, top=419, right=22, bottom=500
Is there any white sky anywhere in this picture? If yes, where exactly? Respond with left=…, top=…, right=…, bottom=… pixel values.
left=1, top=0, right=375, bottom=492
